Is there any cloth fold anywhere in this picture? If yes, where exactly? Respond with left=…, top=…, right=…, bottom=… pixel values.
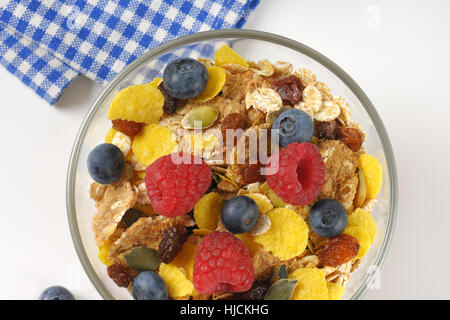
left=0, top=0, right=260, bottom=104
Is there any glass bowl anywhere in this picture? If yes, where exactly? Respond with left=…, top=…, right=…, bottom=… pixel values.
left=66, top=29, right=397, bottom=300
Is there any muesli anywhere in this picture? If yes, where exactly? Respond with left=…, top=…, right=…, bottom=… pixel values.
left=87, top=44, right=383, bottom=300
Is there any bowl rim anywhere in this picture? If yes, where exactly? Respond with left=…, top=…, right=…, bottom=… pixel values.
left=66, top=29, right=398, bottom=300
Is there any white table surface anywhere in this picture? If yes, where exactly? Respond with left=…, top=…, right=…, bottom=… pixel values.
left=1, top=0, right=449, bottom=300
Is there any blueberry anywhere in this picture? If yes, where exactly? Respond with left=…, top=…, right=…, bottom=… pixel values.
left=87, top=143, right=124, bottom=184
left=309, top=199, right=348, bottom=238
left=162, top=58, right=208, bottom=99
left=272, top=109, right=314, bottom=147
left=39, top=286, right=75, bottom=300
left=221, top=196, right=259, bottom=234
left=132, top=271, right=168, bottom=300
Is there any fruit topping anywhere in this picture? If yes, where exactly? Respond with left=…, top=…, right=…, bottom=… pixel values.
left=39, top=286, right=75, bottom=300
left=107, top=263, right=133, bottom=287
left=267, top=142, right=325, bottom=205
left=162, top=58, right=208, bottom=99
left=272, top=109, right=314, bottom=148
left=318, top=234, right=359, bottom=267
left=313, top=119, right=339, bottom=140
left=193, top=231, right=254, bottom=294
left=338, top=127, right=363, bottom=152
left=111, top=119, right=144, bottom=136
left=158, top=82, right=178, bottom=114
left=122, top=208, right=145, bottom=228
left=158, top=225, right=188, bottom=264
left=221, top=196, right=259, bottom=234
left=309, top=199, right=348, bottom=238
left=242, top=163, right=266, bottom=184
left=271, top=75, right=303, bottom=106
left=145, top=153, right=212, bottom=217
left=87, top=143, right=124, bottom=184
left=131, top=271, right=169, bottom=300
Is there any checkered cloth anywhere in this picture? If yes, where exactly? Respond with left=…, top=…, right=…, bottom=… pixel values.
left=0, top=0, right=260, bottom=104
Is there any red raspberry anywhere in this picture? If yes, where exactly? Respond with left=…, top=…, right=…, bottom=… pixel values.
left=193, top=231, right=254, bottom=294
left=267, top=142, right=325, bottom=205
left=145, top=153, right=212, bottom=217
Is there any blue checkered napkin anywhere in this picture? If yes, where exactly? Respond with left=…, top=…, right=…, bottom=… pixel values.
left=0, top=0, right=260, bottom=104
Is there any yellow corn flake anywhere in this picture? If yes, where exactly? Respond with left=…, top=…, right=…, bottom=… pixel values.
left=235, top=233, right=263, bottom=257
left=327, top=282, right=346, bottom=300
left=97, top=240, right=113, bottom=266
left=172, top=242, right=198, bottom=280
left=259, top=182, right=286, bottom=207
left=107, top=83, right=164, bottom=124
left=244, top=193, right=273, bottom=214
left=137, top=171, right=146, bottom=179
left=193, top=228, right=213, bottom=236
left=183, top=133, right=219, bottom=153
left=149, top=77, right=163, bottom=87
left=104, top=128, right=118, bottom=143
left=348, top=208, right=377, bottom=242
left=159, top=263, right=195, bottom=298
left=190, top=66, right=226, bottom=102
left=194, top=192, right=223, bottom=230
left=254, top=208, right=308, bottom=260
left=289, top=268, right=329, bottom=300
left=131, top=124, right=177, bottom=166
left=359, top=154, right=382, bottom=199
left=214, top=44, right=249, bottom=68
left=343, top=226, right=371, bottom=259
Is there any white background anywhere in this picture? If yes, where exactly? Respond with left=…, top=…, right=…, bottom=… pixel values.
left=1, top=0, right=449, bottom=299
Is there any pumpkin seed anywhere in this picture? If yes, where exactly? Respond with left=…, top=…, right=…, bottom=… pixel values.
left=264, top=278, right=298, bottom=300
left=123, top=246, right=160, bottom=271
left=182, top=106, right=219, bottom=129
left=278, top=264, right=288, bottom=279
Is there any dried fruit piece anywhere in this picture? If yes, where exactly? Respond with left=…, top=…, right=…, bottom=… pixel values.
left=181, top=106, right=219, bottom=129
left=254, top=208, right=308, bottom=260
left=314, top=120, right=339, bottom=140
left=107, top=263, right=133, bottom=288
left=358, top=154, right=383, bottom=199
left=158, top=82, right=178, bottom=114
left=123, top=208, right=146, bottom=228
left=193, top=192, right=223, bottom=230
left=222, top=112, right=246, bottom=145
left=327, top=282, right=345, bottom=300
left=318, top=234, right=359, bottom=267
left=159, top=263, right=195, bottom=298
left=271, top=75, right=303, bottom=106
left=348, top=208, right=377, bottom=242
left=190, top=66, right=226, bottom=102
left=338, top=127, right=363, bottom=152
left=342, top=226, right=371, bottom=259
left=107, top=83, right=164, bottom=124
left=242, top=163, right=266, bottom=184
left=288, top=268, right=329, bottom=300
left=112, top=119, right=144, bottom=136
left=214, top=44, right=249, bottom=68
left=245, top=87, right=283, bottom=113
left=123, top=246, right=161, bottom=271
left=264, top=278, right=298, bottom=300
left=131, top=124, right=177, bottom=166
left=159, top=225, right=188, bottom=263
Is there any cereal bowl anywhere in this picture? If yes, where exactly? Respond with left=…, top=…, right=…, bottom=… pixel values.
left=66, top=29, right=397, bottom=300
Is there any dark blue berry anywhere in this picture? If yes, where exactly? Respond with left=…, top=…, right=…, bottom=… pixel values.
left=87, top=143, right=124, bottom=184
left=39, top=286, right=75, bottom=300
left=272, top=109, right=314, bottom=147
left=221, top=196, right=259, bottom=234
left=162, top=58, right=208, bottom=99
left=131, top=271, right=168, bottom=300
left=309, top=199, right=348, bottom=238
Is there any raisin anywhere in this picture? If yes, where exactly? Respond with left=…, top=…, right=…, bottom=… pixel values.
left=107, top=263, right=133, bottom=287
left=111, top=119, right=143, bottom=136
left=222, top=113, right=246, bottom=146
left=158, top=82, right=178, bottom=114
left=237, top=281, right=270, bottom=300
left=158, top=225, right=188, bottom=263
left=271, top=75, right=303, bottom=106
left=337, top=127, right=363, bottom=152
left=242, top=163, right=266, bottom=184
left=318, top=234, right=359, bottom=267
left=314, top=120, right=339, bottom=140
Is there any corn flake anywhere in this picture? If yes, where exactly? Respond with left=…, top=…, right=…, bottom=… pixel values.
left=190, top=66, right=226, bottom=102
left=254, top=208, right=308, bottom=260
left=159, top=263, right=195, bottom=298
left=327, top=282, right=345, bottom=300
left=259, top=182, right=286, bottom=207
left=193, top=228, right=213, bottom=236
left=97, top=240, right=113, bottom=266
left=289, top=268, right=329, bottom=300
left=343, top=226, right=371, bottom=259
left=244, top=193, right=273, bottom=214
left=131, top=124, right=177, bottom=166
left=172, top=242, right=198, bottom=280
left=214, top=44, right=249, bottom=68
left=359, top=154, right=383, bottom=199
left=348, top=208, right=377, bottom=242
left=104, top=128, right=118, bottom=143
left=235, top=233, right=263, bottom=257
left=107, top=83, right=164, bottom=124
left=193, top=192, right=223, bottom=230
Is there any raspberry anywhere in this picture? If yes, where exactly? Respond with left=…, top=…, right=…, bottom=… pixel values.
left=158, top=225, right=188, bottom=263
left=145, top=153, right=212, bottom=217
left=267, top=143, right=325, bottom=205
left=107, top=263, right=133, bottom=288
left=193, top=231, right=254, bottom=294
